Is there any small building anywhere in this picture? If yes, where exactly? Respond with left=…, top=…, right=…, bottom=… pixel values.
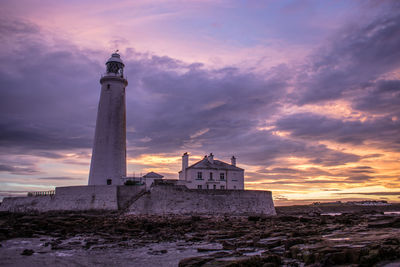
left=142, top=171, right=164, bottom=188
left=179, top=153, right=244, bottom=190
left=121, top=171, right=164, bottom=188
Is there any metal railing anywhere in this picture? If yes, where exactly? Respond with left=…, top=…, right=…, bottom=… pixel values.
left=27, top=190, right=55, bottom=197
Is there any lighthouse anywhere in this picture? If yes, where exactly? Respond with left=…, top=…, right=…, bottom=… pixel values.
left=88, top=52, right=128, bottom=185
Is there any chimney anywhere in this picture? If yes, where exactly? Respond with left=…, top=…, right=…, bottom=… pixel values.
left=231, top=156, right=236, bottom=166
left=208, top=153, right=214, bottom=164
left=182, top=152, right=189, bottom=172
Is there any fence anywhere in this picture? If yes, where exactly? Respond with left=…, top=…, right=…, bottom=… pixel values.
left=27, top=190, right=55, bottom=197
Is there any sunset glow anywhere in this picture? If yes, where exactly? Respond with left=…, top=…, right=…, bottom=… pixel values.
left=1, top=0, right=399, bottom=205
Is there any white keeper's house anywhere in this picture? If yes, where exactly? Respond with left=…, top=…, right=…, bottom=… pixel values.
left=178, top=152, right=244, bottom=190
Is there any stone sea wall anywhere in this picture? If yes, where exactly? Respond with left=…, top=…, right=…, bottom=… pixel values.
left=55, top=186, right=119, bottom=211
left=0, top=195, right=55, bottom=213
left=0, top=186, right=120, bottom=213
left=0, top=185, right=275, bottom=215
left=127, top=185, right=276, bottom=216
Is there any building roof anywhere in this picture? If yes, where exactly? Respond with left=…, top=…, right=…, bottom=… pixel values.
left=143, top=171, right=164, bottom=179
left=186, top=157, right=243, bottom=171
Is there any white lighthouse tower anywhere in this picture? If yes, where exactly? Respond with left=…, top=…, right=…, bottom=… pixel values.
left=88, top=52, right=128, bottom=185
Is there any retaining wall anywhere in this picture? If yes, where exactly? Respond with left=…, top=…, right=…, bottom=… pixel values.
left=0, top=195, right=55, bottom=213
left=127, top=185, right=276, bottom=216
left=54, top=186, right=118, bottom=211
left=0, top=186, right=120, bottom=212
left=0, top=184, right=276, bottom=215
left=117, top=185, right=146, bottom=209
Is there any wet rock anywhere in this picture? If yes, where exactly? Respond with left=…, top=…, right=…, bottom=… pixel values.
left=221, top=241, right=236, bottom=250
left=197, top=247, right=221, bottom=252
left=359, top=249, right=380, bottom=266
left=383, top=237, right=400, bottom=245
left=368, top=218, right=400, bottom=228
left=378, top=245, right=398, bottom=261
left=278, top=215, right=298, bottom=222
left=219, top=254, right=282, bottom=267
left=179, top=256, right=213, bottom=267
left=284, top=238, right=304, bottom=250
left=248, top=216, right=261, bottom=222
left=21, top=249, right=34, bottom=256
left=147, top=249, right=168, bottom=255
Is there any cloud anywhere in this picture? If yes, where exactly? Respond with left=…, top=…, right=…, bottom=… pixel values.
left=38, top=177, right=80, bottom=180
left=0, top=17, right=366, bottom=175
left=354, top=79, right=400, bottom=117
left=0, top=164, right=38, bottom=175
left=275, top=112, right=400, bottom=151
left=294, top=5, right=400, bottom=105
left=0, top=3, right=399, bottom=201
left=337, top=192, right=400, bottom=196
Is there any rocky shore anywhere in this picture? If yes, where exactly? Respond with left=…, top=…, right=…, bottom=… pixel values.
left=1, top=206, right=400, bottom=266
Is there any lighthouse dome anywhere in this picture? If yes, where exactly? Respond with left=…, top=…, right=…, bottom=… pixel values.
left=105, top=52, right=125, bottom=76
left=106, top=53, right=124, bottom=65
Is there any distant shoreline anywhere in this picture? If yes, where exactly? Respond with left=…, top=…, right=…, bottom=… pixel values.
left=276, top=203, right=400, bottom=215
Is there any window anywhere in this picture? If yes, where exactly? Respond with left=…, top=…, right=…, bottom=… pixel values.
left=213, top=184, right=216, bottom=190
left=106, top=179, right=112, bottom=185
left=220, top=173, right=225, bottom=180
left=197, top=172, right=203, bottom=180
left=197, top=185, right=202, bottom=189
left=207, top=184, right=209, bottom=189
left=234, top=186, right=237, bottom=189
left=220, top=185, right=225, bottom=190
left=107, top=84, right=110, bottom=90
left=232, top=173, right=237, bottom=181
left=209, top=172, right=213, bottom=180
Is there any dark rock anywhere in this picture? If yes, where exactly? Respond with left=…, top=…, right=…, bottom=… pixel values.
left=321, top=251, right=347, bottom=265
left=368, top=218, right=400, bottom=228
left=278, top=215, right=298, bottom=222
left=191, top=216, right=201, bottom=222
left=284, top=238, right=304, bottom=250
left=248, top=216, right=261, bottom=222
left=147, top=249, right=168, bottom=255
left=197, top=247, right=222, bottom=252
left=383, top=237, right=400, bottom=245
left=179, top=256, right=213, bottom=267
left=378, top=245, right=397, bottom=261
left=222, top=241, right=236, bottom=250
left=21, top=249, right=34, bottom=256
left=227, top=254, right=282, bottom=266
left=359, top=250, right=380, bottom=266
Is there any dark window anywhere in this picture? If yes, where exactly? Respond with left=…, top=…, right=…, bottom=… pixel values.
left=207, top=184, right=209, bottom=189
left=106, top=179, right=112, bottom=185
left=197, top=172, right=203, bottom=179
left=232, top=173, right=237, bottom=181
left=221, top=185, right=225, bottom=189
left=107, top=84, right=110, bottom=89
left=209, top=172, right=213, bottom=180
left=197, top=185, right=202, bottom=189
left=234, top=186, right=236, bottom=189
left=213, top=184, right=216, bottom=190
left=220, top=173, right=225, bottom=180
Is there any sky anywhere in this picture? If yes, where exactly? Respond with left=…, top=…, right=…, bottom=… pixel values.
left=0, top=0, right=399, bottom=205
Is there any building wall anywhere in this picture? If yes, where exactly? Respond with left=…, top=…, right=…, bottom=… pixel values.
left=184, top=168, right=244, bottom=190
left=127, top=185, right=276, bottom=216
